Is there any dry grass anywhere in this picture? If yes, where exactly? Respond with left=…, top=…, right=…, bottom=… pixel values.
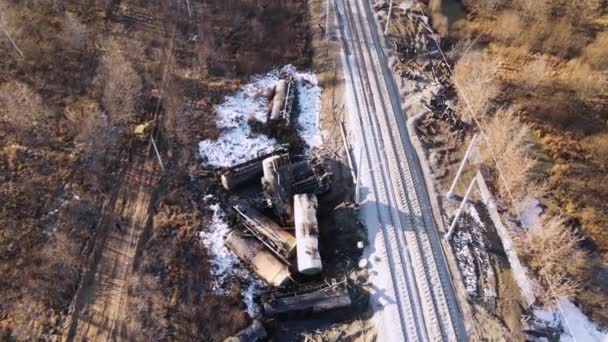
left=515, top=214, right=589, bottom=304
left=518, top=58, right=549, bottom=91
left=581, top=133, right=608, bottom=169
left=581, top=32, right=608, bottom=70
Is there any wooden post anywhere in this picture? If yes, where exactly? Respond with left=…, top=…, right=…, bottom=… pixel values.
left=185, top=0, right=192, bottom=17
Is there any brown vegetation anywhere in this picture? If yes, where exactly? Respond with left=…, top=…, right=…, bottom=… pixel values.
left=515, top=214, right=589, bottom=303
left=0, top=0, right=311, bottom=339
left=452, top=50, right=499, bottom=122
left=447, top=0, right=608, bottom=325
left=475, top=107, right=541, bottom=211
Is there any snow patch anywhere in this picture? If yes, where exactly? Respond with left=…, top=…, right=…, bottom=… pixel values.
left=198, top=65, right=322, bottom=168
left=533, top=298, right=608, bottom=341
left=451, top=204, right=497, bottom=307
left=520, top=196, right=543, bottom=231
left=199, top=203, right=239, bottom=294
left=199, top=199, right=265, bottom=317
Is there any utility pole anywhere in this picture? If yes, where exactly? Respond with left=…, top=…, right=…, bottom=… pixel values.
left=445, top=177, right=476, bottom=240
left=384, top=0, right=394, bottom=34
left=150, top=135, right=166, bottom=173
left=447, top=134, right=478, bottom=199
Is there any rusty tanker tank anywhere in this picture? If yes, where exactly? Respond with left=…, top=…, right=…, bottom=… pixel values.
left=225, top=229, right=291, bottom=287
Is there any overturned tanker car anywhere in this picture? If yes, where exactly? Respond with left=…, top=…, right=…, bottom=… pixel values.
left=262, top=278, right=353, bottom=317
left=261, top=154, right=332, bottom=225
left=220, top=148, right=287, bottom=191
left=233, top=203, right=296, bottom=263
left=267, top=75, right=295, bottom=126
left=225, top=229, right=291, bottom=287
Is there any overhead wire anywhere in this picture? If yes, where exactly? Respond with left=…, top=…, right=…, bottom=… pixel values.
left=404, top=0, right=578, bottom=339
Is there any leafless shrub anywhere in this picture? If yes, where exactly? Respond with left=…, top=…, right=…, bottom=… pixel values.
left=453, top=50, right=499, bottom=122
left=515, top=214, right=588, bottom=304
left=61, top=11, right=89, bottom=52
left=478, top=107, right=538, bottom=205
left=462, top=0, right=502, bottom=15
left=542, top=18, right=581, bottom=58
left=0, top=81, right=48, bottom=137
left=446, top=38, right=473, bottom=64
left=97, top=40, right=142, bottom=126
left=561, top=60, right=608, bottom=105
left=513, top=0, right=551, bottom=22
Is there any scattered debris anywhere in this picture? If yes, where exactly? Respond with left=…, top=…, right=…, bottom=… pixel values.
left=200, top=202, right=240, bottom=294
left=223, top=319, right=268, bottom=342
left=198, top=66, right=363, bottom=339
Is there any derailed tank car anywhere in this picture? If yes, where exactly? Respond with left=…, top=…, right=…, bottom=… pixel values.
left=293, top=194, right=322, bottom=275
left=268, top=77, right=294, bottom=125
left=225, top=229, right=291, bottom=287
left=261, top=154, right=294, bottom=225
left=233, top=203, right=296, bottom=261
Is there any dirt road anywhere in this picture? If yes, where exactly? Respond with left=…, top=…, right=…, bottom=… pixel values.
left=63, top=146, right=157, bottom=341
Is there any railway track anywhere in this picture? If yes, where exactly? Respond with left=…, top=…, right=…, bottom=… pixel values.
left=335, top=0, right=466, bottom=340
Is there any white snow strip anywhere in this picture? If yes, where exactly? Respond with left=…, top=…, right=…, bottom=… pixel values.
left=199, top=200, right=265, bottom=317
left=534, top=298, right=608, bottom=341
left=199, top=203, right=239, bottom=294
left=242, top=278, right=265, bottom=318
left=198, top=65, right=322, bottom=168
left=293, top=72, right=323, bottom=152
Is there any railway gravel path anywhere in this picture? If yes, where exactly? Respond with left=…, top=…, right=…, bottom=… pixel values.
left=335, top=0, right=467, bottom=340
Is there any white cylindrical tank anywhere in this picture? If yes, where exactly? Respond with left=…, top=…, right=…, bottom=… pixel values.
left=225, top=229, right=291, bottom=287
left=293, top=194, right=322, bottom=275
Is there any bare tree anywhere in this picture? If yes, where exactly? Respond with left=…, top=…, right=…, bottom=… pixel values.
left=477, top=107, right=540, bottom=206
left=453, top=50, right=499, bottom=123
left=515, top=214, right=588, bottom=304
left=97, top=40, right=143, bottom=126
